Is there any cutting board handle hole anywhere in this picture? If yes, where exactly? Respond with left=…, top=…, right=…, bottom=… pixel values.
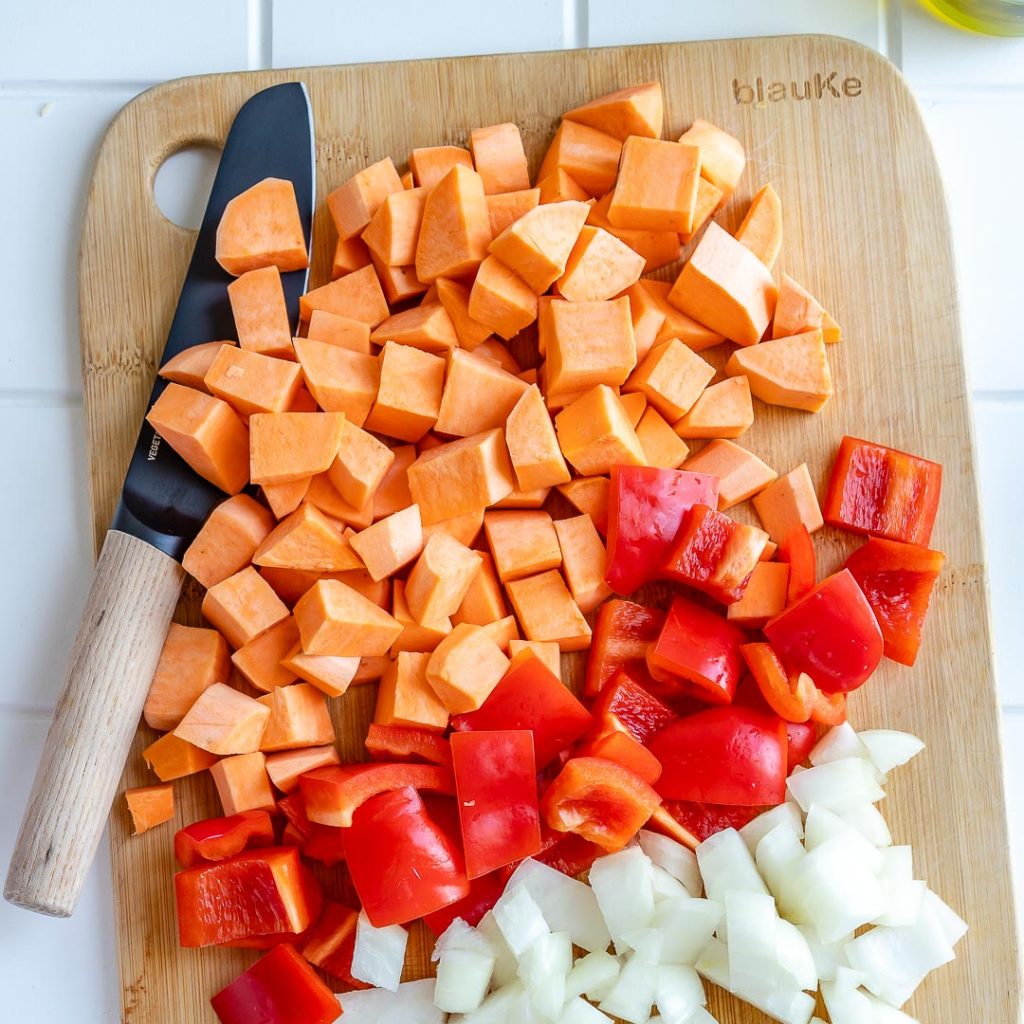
left=153, top=145, right=221, bottom=231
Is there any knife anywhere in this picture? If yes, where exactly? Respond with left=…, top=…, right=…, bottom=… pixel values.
left=4, top=82, right=315, bottom=918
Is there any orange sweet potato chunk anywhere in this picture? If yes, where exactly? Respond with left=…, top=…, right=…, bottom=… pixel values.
left=536, top=120, right=622, bottom=197
left=618, top=391, right=647, bottom=428
left=625, top=279, right=723, bottom=352
left=262, top=477, right=312, bottom=520
left=306, top=309, right=372, bottom=353
left=305, top=474, right=373, bottom=529
left=470, top=123, right=531, bottom=195
left=146, top=383, right=250, bottom=495
left=724, top=329, right=833, bottom=412
left=216, top=177, right=308, bottom=276
left=373, top=256, right=429, bottom=305
left=202, top=566, right=290, bottom=649
left=142, top=732, right=218, bottom=782
left=266, top=745, right=341, bottom=794
left=635, top=407, right=690, bottom=470
left=125, top=784, right=174, bottom=835
left=677, top=119, right=746, bottom=200
left=331, top=235, right=372, bottom=279
left=415, top=165, right=491, bottom=283
left=426, top=624, right=510, bottom=714
left=751, top=463, right=824, bottom=544
left=293, top=339, right=380, bottom=426
left=452, top=551, right=507, bottom=627
left=486, top=189, right=541, bottom=238
left=361, top=186, right=428, bottom=267
left=435, top=349, right=529, bottom=437
left=537, top=170, right=591, bottom=205
left=183, top=494, right=275, bottom=589
left=249, top=411, right=346, bottom=485
left=294, top=579, right=402, bottom=657
left=350, top=504, right=424, bottom=582
left=505, top=570, right=592, bottom=651
left=555, top=385, right=645, bottom=477
left=673, top=376, right=754, bottom=440
left=772, top=274, right=841, bottom=343
left=564, top=82, right=664, bottom=141
left=299, top=265, right=390, bottom=327
left=509, top=639, right=562, bottom=679
left=254, top=502, right=363, bottom=573
left=555, top=226, right=645, bottom=303
left=553, top=514, right=612, bottom=613
left=556, top=476, right=610, bottom=536
left=259, top=683, right=335, bottom=751
left=624, top=338, right=715, bottom=421
left=435, top=277, right=492, bottom=350
left=210, top=752, right=276, bottom=814
left=474, top=338, right=522, bottom=374
left=175, top=683, right=271, bottom=755
left=160, top=341, right=236, bottom=393
left=405, top=533, right=483, bottom=626
left=410, top=146, right=473, bottom=189
left=328, top=421, right=395, bottom=510
left=505, top=383, right=571, bottom=491
left=587, top=193, right=681, bottom=275
left=327, top=157, right=404, bottom=241
left=227, top=266, right=294, bottom=359
left=726, top=561, right=790, bottom=628
left=376, top=651, right=449, bottom=730
left=678, top=177, right=724, bottom=245
left=205, top=345, right=302, bottom=419
left=683, top=439, right=778, bottom=510
left=608, top=137, right=701, bottom=233
left=281, top=644, right=359, bottom=698
left=467, top=256, right=538, bottom=341
left=391, top=579, right=452, bottom=654
left=231, top=616, right=300, bottom=692
left=544, top=297, right=637, bottom=396
left=488, top=200, right=591, bottom=293
left=364, top=342, right=444, bottom=443
left=373, top=444, right=417, bottom=519
left=735, top=183, right=783, bottom=270
left=484, top=510, right=562, bottom=582
left=144, top=623, right=232, bottom=732
left=371, top=303, right=459, bottom=352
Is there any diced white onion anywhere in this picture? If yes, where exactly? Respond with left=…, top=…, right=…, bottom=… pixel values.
left=638, top=829, right=702, bottom=896
left=432, top=917, right=492, bottom=960
left=804, top=805, right=885, bottom=873
left=694, top=936, right=731, bottom=990
left=598, top=950, right=660, bottom=1024
left=923, top=889, right=969, bottom=945
left=589, top=846, right=655, bottom=952
left=858, top=730, right=924, bottom=775
left=621, top=926, right=664, bottom=962
left=820, top=973, right=875, bottom=1024
left=726, top=891, right=781, bottom=996
left=787, top=759, right=886, bottom=813
left=864, top=991, right=921, bottom=1023
left=797, top=924, right=852, bottom=982
left=476, top=911, right=519, bottom=988
left=652, top=897, right=723, bottom=965
left=448, top=981, right=523, bottom=1024
left=651, top=864, right=691, bottom=902
left=809, top=723, right=877, bottom=771
left=686, top=1010, right=720, bottom=1024
left=434, top=948, right=495, bottom=1014
left=756, top=823, right=810, bottom=925
left=564, top=950, right=621, bottom=1002
left=872, top=846, right=925, bottom=928
left=491, top=884, right=549, bottom=958
left=558, top=996, right=614, bottom=1024
left=350, top=911, right=408, bottom=991
left=740, top=802, right=804, bottom=854
left=339, top=978, right=442, bottom=1024
left=729, top=976, right=817, bottom=1024
left=775, top=918, right=818, bottom=992
left=518, top=930, right=572, bottom=1019
left=697, top=828, right=769, bottom=905
left=839, top=803, right=892, bottom=847
left=655, top=964, right=706, bottom=1024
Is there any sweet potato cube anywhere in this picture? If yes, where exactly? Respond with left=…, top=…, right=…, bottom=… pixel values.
left=371, top=303, right=458, bottom=352
left=231, top=616, right=300, bottom=692
left=143, top=623, right=232, bottom=731
left=350, top=504, right=424, bottom=581
left=216, top=177, right=308, bottom=276
left=259, top=683, right=335, bottom=752
left=410, top=146, right=473, bottom=188
left=609, top=137, right=701, bottom=233
left=668, top=223, right=777, bottom=347
left=508, top=639, right=562, bottom=679
left=261, top=476, right=311, bottom=522
left=147, top=383, right=250, bottom=495
left=175, top=683, right=270, bottom=755
left=474, top=338, right=522, bottom=373
left=467, top=255, right=538, bottom=340
left=536, top=120, right=622, bottom=197
left=372, top=256, right=428, bottom=305
left=300, top=265, right=390, bottom=328
left=626, top=279, right=724, bottom=352
left=435, top=349, right=529, bottom=438
left=281, top=644, right=359, bottom=698
left=544, top=297, right=636, bottom=395
left=484, top=510, right=562, bottom=582
left=376, top=651, right=449, bottom=730
left=259, top=566, right=320, bottom=606
left=751, top=463, right=824, bottom=544
left=504, top=384, right=571, bottom=491
left=227, top=266, right=294, bottom=359
left=470, top=122, right=530, bottom=194
left=683, top=439, right=777, bottom=510
left=415, top=164, right=491, bottom=282
left=142, top=732, right=219, bottom=782
left=624, top=337, right=715, bottom=421
left=564, top=82, right=664, bottom=141
left=373, top=444, right=417, bottom=519
left=209, top=752, right=276, bottom=815
left=295, top=339, right=378, bottom=426
left=294, top=579, right=402, bottom=657
left=495, top=486, right=551, bottom=509
left=618, top=391, right=647, bottom=427
left=487, top=200, right=590, bottom=293
left=254, top=502, right=363, bottom=572
left=635, top=407, right=690, bottom=469
left=184, top=495, right=276, bottom=589
left=555, top=385, right=645, bottom=477
left=362, top=342, right=442, bottom=443
left=451, top=551, right=507, bottom=627
left=405, top=533, right=483, bottom=626
left=505, top=570, right=592, bottom=651
left=426, top=624, right=510, bottom=714
left=435, top=277, right=492, bottom=350
left=486, top=188, right=541, bottom=237
left=391, top=579, right=452, bottom=654
left=249, top=410, right=347, bottom=486
left=537, top=170, right=590, bottom=204
left=160, top=341, right=236, bottom=394
left=407, top=428, right=515, bottom=525
left=735, top=183, right=782, bottom=269
left=555, top=226, right=645, bottom=303
left=553, top=514, right=612, bottom=614
left=556, top=476, right=610, bottom=536
left=328, top=422, right=395, bottom=509
left=724, top=329, right=832, bottom=412
left=331, top=235, right=372, bottom=279
left=266, top=745, right=341, bottom=794
left=361, top=186, right=428, bottom=267
left=481, top=615, right=521, bottom=652
left=327, top=157, right=404, bottom=240
left=772, top=273, right=841, bottom=343
left=305, top=474, right=374, bottom=529
left=306, top=309, right=372, bottom=353
left=678, top=119, right=746, bottom=199
left=421, top=509, right=485, bottom=549
left=125, top=784, right=174, bottom=835
left=674, top=376, right=754, bottom=440
left=679, top=177, right=724, bottom=245
left=202, top=567, right=290, bottom=649
left=726, top=561, right=790, bottom=629
left=587, top=192, right=681, bottom=276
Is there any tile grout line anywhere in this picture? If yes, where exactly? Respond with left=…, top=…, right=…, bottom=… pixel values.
left=0, top=388, right=83, bottom=408
left=563, top=0, right=589, bottom=49
left=248, top=0, right=273, bottom=70
left=0, top=80, right=155, bottom=97
left=881, top=0, right=904, bottom=70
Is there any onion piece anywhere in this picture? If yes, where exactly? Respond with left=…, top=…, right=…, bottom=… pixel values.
left=621, top=926, right=664, bottom=962
left=448, top=980, right=523, bottom=1024
left=804, top=805, right=885, bottom=873
left=432, top=917, right=492, bottom=960
left=652, top=864, right=691, bottom=902
left=858, top=730, right=924, bottom=775
left=839, top=803, right=892, bottom=847
left=810, top=723, right=876, bottom=769
left=652, top=897, right=723, bottom=965
left=638, top=829, right=702, bottom=895
left=864, top=991, right=921, bottom=1022
left=655, top=964, right=706, bottom=1024
left=730, top=982, right=816, bottom=1024
left=686, top=1010, right=720, bottom=1024
left=739, top=803, right=804, bottom=854
left=558, top=996, right=615, bottom=1024
left=797, top=924, right=852, bottom=982
left=476, top=911, right=520, bottom=988
left=726, top=891, right=781, bottom=997
left=787, top=759, right=885, bottom=814
left=564, top=950, right=622, bottom=1002
left=923, top=889, right=968, bottom=945
left=872, top=846, right=925, bottom=928
left=697, top=828, right=769, bottom=905
left=434, top=948, right=495, bottom=1014
left=820, top=973, right=875, bottom=1024
left=695, top=936, right=731, bottom=989
left=339, top=978, right=443, bottom=1024
left=755, top=823, right=810, bottom=925
left=492, top=884, right=550, bottom=959
left=518, top=930, right=572, bottom=1019
left=598, top=950, right=659, bottom=1024
left=350, top=911, right=408, bottom=991
left=589, top=846, right=655, bottom=952
left=775, top=918, right=818, bottom=991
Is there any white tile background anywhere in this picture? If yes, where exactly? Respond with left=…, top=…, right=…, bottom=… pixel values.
left=1, top=0, right=1021, bottom=1018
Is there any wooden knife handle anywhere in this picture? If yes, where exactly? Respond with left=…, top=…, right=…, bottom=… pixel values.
left=4, top=529, right=184, bottom=917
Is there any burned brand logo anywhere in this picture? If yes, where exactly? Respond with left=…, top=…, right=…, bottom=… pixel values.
left=732, top=72, right=862, bottom=105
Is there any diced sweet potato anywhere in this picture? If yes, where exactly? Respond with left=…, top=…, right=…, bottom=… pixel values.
left=617, top=391, right=647, bottom=428
left=543, top=297, right=636, bottom=395
left=635, top=407, right=690, bottom=469
left=327, top=157, right=404, bottom=240
left=536, top=121, right=622, bottom=197
left=372, top=444, right=417, bottom=519
left=205, top=346, right=301, bottom=420
left=624, top=338, right=714, bottom=421
left=293, top=339, right=378, bottom=427
left=405, top=533, right=483, bottom=626
left=673, top=376, right=754, bottom=440
left=473, top=338, right=522, bottom=373
left=484, top=510, right=562, bottom=582
left=679, top=177, right=723, bottom=245
left=486, top=189, right=541, bottom=238
left=564, top=82, right=664, bottom=141
left=553, top=514, right=612, bottom=614
left=259, top=566, right=320, bottom=607
left=391, top=579, right=452, bottom=654
left=259, top=683, right=335, bottom=751
left=467, top=255, right=538, bottom=340
left=495, top=486, right=551, bottom=509
left=371, top=303, right=459, bottom=353
left=175, top=683, right=271, bottom=755
left=677, top=119, right=746, bottom=200
left=125, top=784, right=174, bottom=835
left=505, top=570, right=592, bottom=651
left=726, top=561, right=790, bottom=628
left=508, top=639, right=562, bottom=679
left=372, top=256, right=428, bottom=305
left=249, top=411, right=347, bottom=485
left=735, top=183, right=782, bottom=269
left=537, top=169, right=590, bottom=204
left=253, top=502, right=362, bottom=573
left=435, top=277, right=492, bottom=350
left=470, top=122, right=530, bottom=194
left=555, top=385, right=645, bottom=476
left=160, top=341, right=235, bottom=393
left=683, top=439, right=777, bottom=510
left=202, top=566, right=290, bottom=649
left=434, top=349, right=529, bottom=437
left=751, top=463, right=824, bottom=544
left=209, top=752, right=276, bottom=815
left=415, top=165, right=491, bottom=282
left=266, top=745, right=341, bottom=794
left=305, top=474, right=374, bottom=529
left=481, top=615, right=521, bottom=652
left=772, top=274, right=841, bottom=343
left=451, top=551, right=506, bottom=627
left=426, top=624, right=510, bottom=714
left=556, top=476, right=610, bottom=536
left=555, top=226, right=645, bottom=302
left=294, top=579, right=402, bottom=657
left=306, top=309, right=372, bottom=353
left=261, top=476, right=311, bottom=520
left=300, top=265, right=390, bottom=327
left=328, top=421, right=395, bottom=509
left=609, top=137, right=701, bottom=233
left=410, top=146, right=473, bottom=189
left=421, top=509, right=485, bottom=549
left=724, top=329, right=832, bottom=412
left=587, top=193, right=681, bottom=275
left=331, top=236, right=372, bottom=279
left=216, top=177, right=308, bottom=275
left=488, top=200, right=591, bottom=293
left=231, top=617, right=300, bottom=692
left=142, top=732, right=219, bottom=782
left=227, top=266, right=294, bottom=359
left=361, top=186, right=428, bottom=267
left=281, top=644, right=359, bottom=698
left=350, top=504, right=424, bottom=581
left=626, top=279, right=723, bottom=352
left=504, top=384, right=571, bottom=491
left=376, top=651, right=449, bottom=730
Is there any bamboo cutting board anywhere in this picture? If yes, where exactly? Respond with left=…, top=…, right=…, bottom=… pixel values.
left=78, top=36, right=1020, bottom=1024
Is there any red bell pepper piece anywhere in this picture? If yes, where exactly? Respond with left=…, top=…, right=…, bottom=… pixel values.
left=646, top=595, right=746, bottom=705
left=824, top=436, right=942, bottom=546
left=451, top=730, right=543, bottom=879
left=211, top=943, right=340, bottom=1024
left=174, top=810, right=275, bottom=868
left=541, top=756, right=662, bottom=852
left=733, top=677, right=818, bottom=771
left=764, top=569, right=884, bottom=694
left=302, top=824, right=347, bottom=866
left=450, top=653, right=592, bottom=768
left=605, top=466, right=719, bottom=595
left=300, top=901, right=368, bottom=989
left=844, top=537, right=945, bottom=666
left=662, top=504, right=768, bottom=605
left=300, top=761, right=455, bottom=827
left=423, top=870, right=508, bottom=936
left=649, top=706, right=788, bottom=806
left=741, top=643, right=847, bottom=726
left=365, top=722, right=452, bottom=766
left=585, top=599, right=665, bottom=697
left=533, top=829, right=605, bottom=877
left=591, top=666, right=679, bottom=744
left=660, top=801, right=762, bottom=843
left=576, top=728, right=663, bottom=785
left=779, top=523, right=816, bottom=603
left=175, top=847, right=320, bottom=948
left=342, top=785, right=469, bottom=927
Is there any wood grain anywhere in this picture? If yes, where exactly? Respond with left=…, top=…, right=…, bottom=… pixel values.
left=77, top=37, right=1021, bottom=1024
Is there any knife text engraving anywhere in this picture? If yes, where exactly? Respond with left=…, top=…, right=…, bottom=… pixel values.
left=147, top=433, right=161, bottom=461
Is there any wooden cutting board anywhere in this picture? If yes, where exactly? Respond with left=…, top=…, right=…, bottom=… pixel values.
left=78, top=35, right=1021, bottom=1024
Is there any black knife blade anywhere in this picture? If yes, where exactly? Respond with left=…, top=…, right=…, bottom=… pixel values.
left=112, top=81, right=315, bottom=558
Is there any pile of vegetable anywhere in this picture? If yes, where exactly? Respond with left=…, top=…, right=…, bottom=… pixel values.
left=123, top=80, right=955, bottom=1024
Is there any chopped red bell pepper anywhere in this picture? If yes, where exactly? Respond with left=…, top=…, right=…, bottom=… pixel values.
left=660, top=801, right=763, bottom=842
left=541, top=756, right=662, bottom=852
left=534, top=830, right=605, bottom=877
left=605, top=466, right=719, bottom=595
left=643, top=805, right=700, bottom=850
left=741, top=643, right=847, bottom=726
left=733, top=678, right=818, bottom=771
left=646, top=595, right=746, bottom=705
left=342, top=785, right=469, bottom=927
left=591, top=666, right=679, bottom=744
left=764, top=568, right=884, bottom=694
left=365, top=722, right=453, bottom=766
left=175, top=847, right=321, bottom=948
left=211, top=942, right=340, bottom=1024
left=663, top=504, right=768, bottom=604
left=450, top=653, right=592, bottom=768
left=824, top=436, right=942, bottom=546
left=649, top=706, right=788, bottom=806
left=451, top=730, right=543, bottom=879
left=300, top=901, right=367, bottom=989
left=576, top=728, right=663, bottom=786
left=844, top=537, right=945, bottom=666
left=174, top=810, right=275, bottom=869
left=585, top=599, right=665, bottom=697
left=300, top=761, right=455, bottom=827
left=423, top=870, right=508, bottom=935
left=779, top=523, right=816, bottom=603
left=302, top=823, right=347, bottom=866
